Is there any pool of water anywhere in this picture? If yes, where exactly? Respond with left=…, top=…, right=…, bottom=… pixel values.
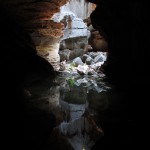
left=23, top=72, right=137, bottom=149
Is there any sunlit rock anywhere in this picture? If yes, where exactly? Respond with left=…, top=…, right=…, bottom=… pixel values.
left=73, top=57, right=84, bottom=66
left=53, top=3, right=90, bottom=61
left=85, top=56, right=93, bottom=65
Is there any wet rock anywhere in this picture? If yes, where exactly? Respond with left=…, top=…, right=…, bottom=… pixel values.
left=60, top=71, right=72, bottom=77
left=72, top=57, right=84, bottom=66
left=82, top=54, right=89, bottom=63
left=57, top=115, right=103, bottom=150
left=77, top=65, right=88, bottom=75
left=87, top=69, right=97, bottom=76
left=71, top=70, right=78, bottom=76
left=76, top=78, right=90, bottom=87
left=88, top=52, right=107, bottom=62
left=86, top=56, right=93, bottom=65
left=59, top=49, right=70, bottom=61
left=88, top=52, right=97, bottom=58
left=94, top=54, right=104, bottom=63
left=90, top=62, right=103, bottom=71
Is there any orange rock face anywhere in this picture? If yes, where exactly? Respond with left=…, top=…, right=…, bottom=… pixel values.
left=1, top=0, right=68, bottom=70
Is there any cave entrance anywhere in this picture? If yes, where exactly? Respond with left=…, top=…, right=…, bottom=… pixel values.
left=39, top=2, right=111, bottom=150
left=23, top=1, right=110, bottom=149
left=0, top=1, right=138, bottom=149
left=55, top=0, right=108, bottom=86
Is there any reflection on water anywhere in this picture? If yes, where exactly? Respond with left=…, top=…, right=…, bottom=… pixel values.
left=24, top=73, right=111, bottom=150
left=55, top=74, right=110, bottom=150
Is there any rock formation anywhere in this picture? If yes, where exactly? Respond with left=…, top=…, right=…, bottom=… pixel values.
left=88, top=0, right=149, bottom=86
left=0, top=0, right=95, bottom=70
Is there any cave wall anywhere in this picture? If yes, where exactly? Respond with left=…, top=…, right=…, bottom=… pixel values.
left=0, top=0, right=68, bottom=70
left=0, top=0, right=95, bottom=70
left=0, top=3, right=57, bottom=150
left=88, top=0, right=149, bottom=86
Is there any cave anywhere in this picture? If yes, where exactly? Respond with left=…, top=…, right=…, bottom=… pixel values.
left=0, top=0, right=149, bottom=149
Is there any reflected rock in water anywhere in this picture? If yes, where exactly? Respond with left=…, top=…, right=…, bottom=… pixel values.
left=23, top=69, right=111, bottom=150
left=60, top=86, right=87, bottom=104
left=52, top=71, right=110, bottom=149
left=55, top=112, right=104, bottom=150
